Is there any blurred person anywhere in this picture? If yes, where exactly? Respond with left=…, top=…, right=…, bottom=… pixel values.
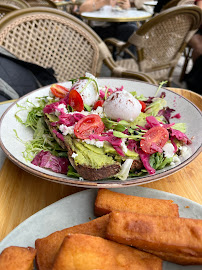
left=79, top=0, right=138, bottom=48
left=184, top=0, right=202, bottom=93
left=187, top=0, right=202, bottom=62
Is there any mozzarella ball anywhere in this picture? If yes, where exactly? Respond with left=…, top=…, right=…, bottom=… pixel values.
left=71, top=73, right=99, bottom=106
left=103, top=90, right=142, bottom=122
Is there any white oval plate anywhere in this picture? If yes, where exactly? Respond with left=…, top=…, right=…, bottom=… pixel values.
left=0, top=78, right=201, bottom=188
left=0, top=187, right=202, bottom=269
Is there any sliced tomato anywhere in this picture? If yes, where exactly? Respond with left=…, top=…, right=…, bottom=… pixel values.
left=140, top=126, right=169, bottom=154
left=93, top=100, right=104, bottom=110
left=50, top=84, right=69, bottom=99
left=74, top=114, right=105, bottom=139
left=138, top=100, right=146, bottom=112
left=69, top=89, right=84, bottom=112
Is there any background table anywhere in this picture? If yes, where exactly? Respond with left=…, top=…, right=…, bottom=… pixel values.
left=81, top=7, right=152, bottom=22
left=0, top=88, right=201, bottom=242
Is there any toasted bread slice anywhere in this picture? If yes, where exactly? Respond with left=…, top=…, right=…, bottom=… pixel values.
left=52, top=234, right=162, bottom=270
left=44, top=115, right=121, bottom=180
left=35, top=215, right=109, bottom=270
left=106, top=211, right=202, bottom=261
left=0, top=246, right=36, bottom=270
left=94, top=189, right=179, bottom=217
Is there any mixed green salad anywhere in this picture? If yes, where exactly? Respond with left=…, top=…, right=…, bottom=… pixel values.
left=14, top=74, right=192, bottom=181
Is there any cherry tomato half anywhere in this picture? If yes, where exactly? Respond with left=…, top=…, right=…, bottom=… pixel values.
left=50, top=84, right=69, bottom=99
left=138, top=100, right=146, bottom=112
left=69, top=89, right=84, bottom=112
left=93, top=100, right=104, bottom=110
left=74, top=114, right=105, bottom=139
left=140, top=126, right=169, bottom=154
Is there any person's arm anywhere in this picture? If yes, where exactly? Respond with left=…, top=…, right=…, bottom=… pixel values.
left=196, top=0, right=202, bottom=9
left=80, top=0, right=116, bottom=13
left=117, top=0, right=131, bottom=9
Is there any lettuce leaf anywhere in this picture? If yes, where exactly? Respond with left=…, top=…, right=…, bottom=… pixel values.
left=149, top=152, right=173, bottom=170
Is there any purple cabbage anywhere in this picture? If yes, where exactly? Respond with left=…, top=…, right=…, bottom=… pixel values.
left=158, top=107, right=175, bottom=123
left=52, top=129, right=64, bottom=141
left=89, top=131, right=124, bottom=156
left=169, top=128, right=192, bottom=145
left=145, top=116, right=174, bottom=130
left=138, top=149, right=155, bottom=175
left=31, top=150, right=69, bottom=174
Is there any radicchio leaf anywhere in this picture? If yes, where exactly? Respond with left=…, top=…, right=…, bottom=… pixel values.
left=32, top=150, right=69, bottom=174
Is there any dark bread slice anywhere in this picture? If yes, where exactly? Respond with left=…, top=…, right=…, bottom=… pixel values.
left=44, top=115, right=121, bottom=181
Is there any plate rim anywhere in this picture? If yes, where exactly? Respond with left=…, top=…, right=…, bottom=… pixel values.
left=0, top=78, right=201, bottom=188
left=1, top=186, right=202, bottom=248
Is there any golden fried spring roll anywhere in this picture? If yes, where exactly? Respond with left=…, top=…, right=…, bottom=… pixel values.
left=0, top=246, right=36, bottom=270
left=95, top=189, right=179, bottom=217
left=52, top=234, right=162, bottom=270
left=106, top=211, right=202, bottom=263
left=35, top=214, right=109, bottom=270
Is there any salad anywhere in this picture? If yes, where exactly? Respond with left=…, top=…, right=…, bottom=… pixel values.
left=15, top=73, right=192, bottom=181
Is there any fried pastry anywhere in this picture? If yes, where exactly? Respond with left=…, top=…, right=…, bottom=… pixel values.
left=52, top=234, right=162, bottom=270
left=0, top=246, right=36, bottom=270
left=143, top=249, right=202, bottom=265
left=106, top=211, right=202, bottom=264
left=94, top=189, right=179, bottom=217
left=35, top=214, right=109, bottom=270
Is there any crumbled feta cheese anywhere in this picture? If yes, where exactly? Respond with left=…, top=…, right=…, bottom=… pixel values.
left=121, top=138, right=128, bottom=154
left=162, top=143, right=175, bottom=158
left=170, top=155, right=181, bottom=166
left=71, top=152, right=78, bottom=158
left=84, top=139, right=104, bottom=148
left=91, top=106, right=105, bottom=118
left=55, top=104, right=68, bottom=116
left=180, top=146, right=191, bottom=159
left=59, top=124, right=74, bottom=135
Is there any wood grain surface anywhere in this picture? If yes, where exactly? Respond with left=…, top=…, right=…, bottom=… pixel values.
left=0, top=88, right=201, bottom=242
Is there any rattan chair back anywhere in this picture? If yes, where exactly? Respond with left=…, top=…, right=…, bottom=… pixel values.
left=128, top=5, right=202, bottom=82
left=162, top=0, right=195, bottom=10
left=0, top=0, right=30, bottom=9
left=0, top=4, right=18, bottom=20
left=0, top=7, right=158, bottom=84
left=26, top=0, right=57, bottom=8
left=0, top=7, right=105, bottom=82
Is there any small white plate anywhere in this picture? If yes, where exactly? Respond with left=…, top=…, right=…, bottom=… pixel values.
left=0, top=187, right=202, bottom=269
left=0, top=78, right=201, bottom=187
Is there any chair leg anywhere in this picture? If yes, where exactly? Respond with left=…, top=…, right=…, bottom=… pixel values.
left=179, top=47, right=193, bottom=82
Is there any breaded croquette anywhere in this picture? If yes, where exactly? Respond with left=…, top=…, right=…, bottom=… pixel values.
left=52, top=234, right=163, bottom=270
left=94, top=189, right=179, bottom=217
left=35, top=214, right=109, bottom=270
left=0, top=246, right=36, bottom=270
left=106, top=211, right=202, bottom=264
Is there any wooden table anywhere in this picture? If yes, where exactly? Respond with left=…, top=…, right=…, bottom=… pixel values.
left=81, top=6, right=152, bottom=22
left=0, top=88, right=201, bottom=242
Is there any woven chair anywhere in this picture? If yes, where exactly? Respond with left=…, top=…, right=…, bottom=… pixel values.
left=0, top=4, right=19, bottom=20
left=26, top=0, right=57, bottom=8
left=0, top=0, right=30, bottom=9
left=0, top=0, right=30, bottom=21
left=104, top=5, right=202, bottom=85
left=162, top=0, right=195, bottom=10
left=0, top=7, right=157, bottom=84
